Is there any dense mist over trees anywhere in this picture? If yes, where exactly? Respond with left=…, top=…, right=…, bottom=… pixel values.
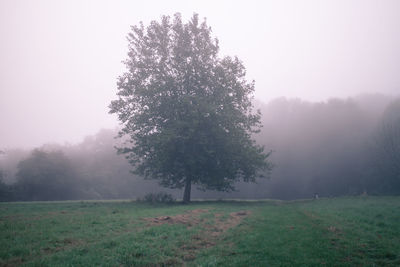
left=15, top=149, right=79, bottom=201
left=368, top=98, right=400, bottom=194
left=0, top=94, right=399, bottom=201
left=255, top=94, right=393, bottom=199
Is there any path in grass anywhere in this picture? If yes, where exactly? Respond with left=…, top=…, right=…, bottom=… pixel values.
left=1, top=197, right=399, bottom=266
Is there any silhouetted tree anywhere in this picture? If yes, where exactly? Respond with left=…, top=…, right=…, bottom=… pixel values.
left=371, top=99, right=400, bottom=194
left=16, top=149, right=78, bottom=200
left=110, top=13, right=271, bottom=202
left=66, top=129, right=139, bottom=199
left=0, top=170, right=11, bottom=201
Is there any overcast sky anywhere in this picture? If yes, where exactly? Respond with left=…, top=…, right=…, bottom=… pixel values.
left=1, top=0, right=399, bottom=149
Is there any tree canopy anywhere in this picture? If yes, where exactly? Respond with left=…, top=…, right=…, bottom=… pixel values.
left=371, top=99, right=400, bottom=193
left=110, top=13, right=271, bottom=202
left=16, top=149, right=78, bottom=201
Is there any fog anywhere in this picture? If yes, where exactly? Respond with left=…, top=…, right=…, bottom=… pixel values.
left=1, top=94, right=400, bottom=201
left=1, top=1, right=400, bottom=200
left=1, top=0, right=400, bottom=148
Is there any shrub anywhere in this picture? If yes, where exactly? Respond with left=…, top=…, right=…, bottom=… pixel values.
left=138, top=192, right=176, bottom=204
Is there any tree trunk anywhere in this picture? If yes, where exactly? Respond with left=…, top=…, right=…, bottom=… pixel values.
left=183, top=178, right=192, bottom=203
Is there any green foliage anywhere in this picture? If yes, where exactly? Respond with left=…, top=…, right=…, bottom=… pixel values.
left=138, top=192, right=176, bottom=204
left=109, top=13, right=271, bottom=202
left=15, top=149, right=78, bottom=201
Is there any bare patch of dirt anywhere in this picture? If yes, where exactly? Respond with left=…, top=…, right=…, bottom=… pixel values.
left=183, top=210, right=251, bottom=261
left=327, top=226, right=341, bottom=234
left=39, top=238, right=85, bottom=255
left=144, top=209, right=209, bottom=227
left=225, top=210, right=251, bottom=230
left=144, top=209, right=250, bottom=235
left=161, top=257, right=181, bottom=266
left=1, top=257, right=24, bottom=267
left=144, top=209, right=251, bottom=263
left=203, top=211, right=250, bottom=237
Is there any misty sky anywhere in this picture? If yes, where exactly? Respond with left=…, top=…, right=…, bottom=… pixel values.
left=1, top=0, right=399, bottom=149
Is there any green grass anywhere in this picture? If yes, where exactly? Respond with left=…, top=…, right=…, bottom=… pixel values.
left=1, top=197, right=399, bottom=266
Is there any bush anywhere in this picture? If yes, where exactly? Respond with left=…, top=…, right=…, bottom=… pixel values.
left=0, top=179, right=13, bottom=202
left=138, top=192, right=176, bottom=204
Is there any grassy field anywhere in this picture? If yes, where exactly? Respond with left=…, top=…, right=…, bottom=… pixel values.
left=0, top=197, right=399, bottom=266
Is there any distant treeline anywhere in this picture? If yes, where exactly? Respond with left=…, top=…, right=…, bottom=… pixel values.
left=0, top=94, right=399, bottom=201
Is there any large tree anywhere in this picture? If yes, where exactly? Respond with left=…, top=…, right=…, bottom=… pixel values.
left=110, top=13, right=271, bottom=202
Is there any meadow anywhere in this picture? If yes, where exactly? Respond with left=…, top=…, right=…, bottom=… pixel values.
left=1, top=197, right=399, bottom=266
